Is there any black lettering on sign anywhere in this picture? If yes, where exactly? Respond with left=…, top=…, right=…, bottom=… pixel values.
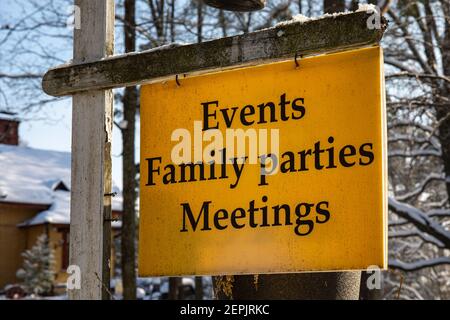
left=180, top=196, right=331, bottom=237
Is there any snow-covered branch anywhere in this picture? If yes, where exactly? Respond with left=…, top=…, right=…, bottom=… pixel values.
left=427, top=209, right=450, bottom=218
left=384, top=58, right=417, bottom=74
left=396, top=173, right=445, bottom=201
left=389, top=230, right=445, bottom=248
left=388, top=134, right=441, bottom=149
left=389, top=257, right=450, bottom=271
left=388, top=149, right=442, bottom=158
left=388, top=197, right=450, bottom=249
left=0, top=73, right=42, bottom=79
left=385, top=72, right=450, bottom=83
left=388, top=121, right=433, bottom=133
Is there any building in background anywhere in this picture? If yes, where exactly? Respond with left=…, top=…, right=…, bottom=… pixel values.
left=0, top=114, right=122, bottom=289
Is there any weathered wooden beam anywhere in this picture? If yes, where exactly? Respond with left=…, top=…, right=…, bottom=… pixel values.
left=69, top=0, right=114, bottom=300
left=43, top=11, right=387, bottom=97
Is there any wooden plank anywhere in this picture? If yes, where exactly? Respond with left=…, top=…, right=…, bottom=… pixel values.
left=43, top=11, right=387, bottom=97
left=69, top=0, right=114, bottom=300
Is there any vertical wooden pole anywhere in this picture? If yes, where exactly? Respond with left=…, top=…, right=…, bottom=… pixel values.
left=69, top=0, right=114, bottom=300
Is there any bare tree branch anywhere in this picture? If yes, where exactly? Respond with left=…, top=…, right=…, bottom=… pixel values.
left=388, top=197, right=450, bottom=249
left=389, top=257, right=450, bottom=271
left=389, top=230, right=445, bottom=248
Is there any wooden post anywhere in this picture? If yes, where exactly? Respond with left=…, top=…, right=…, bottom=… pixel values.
left=69, top=0, right=114, bottom=300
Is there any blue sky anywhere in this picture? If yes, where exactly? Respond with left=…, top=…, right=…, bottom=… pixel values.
left=1, top=0, right=130, bottom=189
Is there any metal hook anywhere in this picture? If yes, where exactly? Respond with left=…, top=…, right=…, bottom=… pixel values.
left=294, top=53, right=301, bottom=68
left=175, top=74, right=181, bottom=86
left=104, top=192, right=117, bottom=197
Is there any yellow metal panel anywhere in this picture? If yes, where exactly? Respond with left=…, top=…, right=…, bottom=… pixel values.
left=139, top=46, right=387, bottom=276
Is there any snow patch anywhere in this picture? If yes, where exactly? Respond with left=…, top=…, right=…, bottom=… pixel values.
left=141, top=42, right=189, bottom=54
left=48, top=59, right=73, bottom=70
left=0, top=112, right=19, bottom=121
left=356, top=3, right=378, bottom=13
left=274, top=3, right=378, bottom=28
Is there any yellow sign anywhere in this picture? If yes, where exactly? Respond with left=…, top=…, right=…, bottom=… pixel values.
left=139, top=46, right=387, bottom=276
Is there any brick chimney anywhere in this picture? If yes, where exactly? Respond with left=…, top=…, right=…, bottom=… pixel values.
left=0, top=115, right=20, bottom=146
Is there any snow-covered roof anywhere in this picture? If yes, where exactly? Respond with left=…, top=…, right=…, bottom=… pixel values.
left=0, top=113, right=20, bottom=122
left=0, top=144, right=123, bottom=226
left=17, top=190, right=122, bottom=228
left=18, top=190, right=70, bottom=226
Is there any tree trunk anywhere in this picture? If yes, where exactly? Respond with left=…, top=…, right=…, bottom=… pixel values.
left=195, top=276, right=204, bottom=300
left=121, top=0, right=137, bottom=300
left=170, top=0, right=175, bottom=42
left=197, top=0, right=203, bottom=43
left=324, top=0, right=345, bottom=13
left=436, top=13, right=450, bottom=201
left=214, top=273, right=361, bottom=299
left=169, top=277, right=181, bottom=299
left=218, top=10, right=227, bottom=37
left=350, top=0, right=359, bottom=11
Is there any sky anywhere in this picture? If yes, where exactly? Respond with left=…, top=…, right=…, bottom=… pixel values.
left=1, top=0, right=130, bottom=189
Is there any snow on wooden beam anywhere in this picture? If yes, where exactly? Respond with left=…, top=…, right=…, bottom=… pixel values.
left=42, top=11, right=387, bottom=97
